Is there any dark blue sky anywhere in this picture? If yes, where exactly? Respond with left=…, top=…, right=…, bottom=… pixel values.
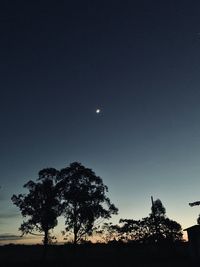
left=1, top=0, right=200, bottom=243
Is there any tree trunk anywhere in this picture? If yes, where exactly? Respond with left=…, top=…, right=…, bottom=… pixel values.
left=44, top=229, right=49, bottom=246
left=73, top=203, right=78, bottom=245
left=43, top=229, right=49, bottom=261
left=74, top=227, right=78, bottom=245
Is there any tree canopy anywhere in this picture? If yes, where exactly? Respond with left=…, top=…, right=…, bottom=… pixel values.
left=57, top=162, right=118, bottom=244
left=97, top=198, right=182, bottom=244
left=12, top=162, right=118, bottom=245
left=11, top=168, right=61, bottom=246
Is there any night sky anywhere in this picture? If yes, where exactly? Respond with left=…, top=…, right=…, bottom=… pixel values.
left=1, top=0, right=200, bottom=243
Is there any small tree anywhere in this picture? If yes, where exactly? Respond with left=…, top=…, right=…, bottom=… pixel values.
left=149, top=198, right=166, bottom=242
left=117, top=219, right=143, bottom=243
left=117, top=199, right=182, bottom=244
left=94, top=222, right=120, bottom=243
left=58, top=162, right=118, bottom=244
left=11, top=168, right=61, bottom=247
left=141, top=198, right=182, bottom=244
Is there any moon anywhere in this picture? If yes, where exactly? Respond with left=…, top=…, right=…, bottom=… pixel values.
left=96, top=108, right=101, bottom=114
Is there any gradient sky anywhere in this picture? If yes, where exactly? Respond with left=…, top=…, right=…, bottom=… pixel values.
left=1, top=0, right=200, bottom=243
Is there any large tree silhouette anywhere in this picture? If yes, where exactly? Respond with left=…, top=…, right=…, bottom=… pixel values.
left=11, top=168, right=61, bottom=247
left=57, top=162, right=118, bottom=244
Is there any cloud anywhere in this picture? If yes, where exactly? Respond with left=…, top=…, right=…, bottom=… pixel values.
left=0, top=233, right=39, bottom=244
left=0, top=233, right=22, bottom=241
left=0, top=211, right=20, bottom=225
left=0, top=212, right=20, bottom=219
left=0, top=210, right=20, bottom=221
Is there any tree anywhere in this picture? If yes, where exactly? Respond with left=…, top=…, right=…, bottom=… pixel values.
left=94, top=222, right=121, bottom=243
left=151, top=198, right=166, bottom=218
left=141, top=198, right=182, bottom=244
left=148, top=198, right=166, bottom=243
left=11, top=168, right=61, bottom=247
left=116, top=219, right=142, bottom=243
left=162, top=218, right=183, bottom=242
left=115, top=199, right=182, bottom=244
left=57, top=162, right=118, bottom=244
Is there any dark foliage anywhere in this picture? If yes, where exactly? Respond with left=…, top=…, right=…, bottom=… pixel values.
left=97, top=199, right=182, bottom=245
left=57, top=162, right=118, bottom=244
left=11, top=168, right=61, bottom=246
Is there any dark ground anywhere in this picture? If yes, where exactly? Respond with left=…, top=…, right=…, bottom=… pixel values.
left=0, top=242, right=198, bottom=267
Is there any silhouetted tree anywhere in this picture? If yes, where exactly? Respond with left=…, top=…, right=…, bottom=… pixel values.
left=94, top=222, right=120, bottom=243
left=57, top=162, right=118, bottom=244
left=151, top=198, right=166, bottom=218
left=141, top=199, right=182, bottom=244
left=163, top=218, right=183, bottom=242
left=115, top=199, right=182, bottom=244
left=117, top=219, right=144, bottom=242
left=149, top=198, right=166, bottom=242
left=11, top=168, right=61, bottom=247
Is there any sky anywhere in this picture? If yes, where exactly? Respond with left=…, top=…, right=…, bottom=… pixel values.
left=1, top=0, right=200, bottom=244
